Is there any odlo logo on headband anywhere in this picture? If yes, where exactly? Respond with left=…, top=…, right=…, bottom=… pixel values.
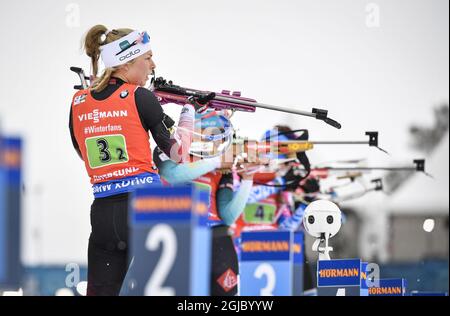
left=117, top=39, right=141, bottom=61
left=119, top=49, right=141, bottom=62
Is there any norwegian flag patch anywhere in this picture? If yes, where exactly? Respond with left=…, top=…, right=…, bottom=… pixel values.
left=74, top=94, right=87, bottom=105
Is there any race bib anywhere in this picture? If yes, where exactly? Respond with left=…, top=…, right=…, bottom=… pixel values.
left=85, top=134, right=129, bottom=169
left=243, top=202, right=277, bottom=224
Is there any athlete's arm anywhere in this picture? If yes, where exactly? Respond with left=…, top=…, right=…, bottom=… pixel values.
left=135, top=87, right=179, bottom=157
left=153, top=147, right=221, bottom=184
left=217, top=174, right=254, bottom=226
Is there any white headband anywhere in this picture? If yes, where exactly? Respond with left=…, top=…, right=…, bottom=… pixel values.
left=100, top=30, right=151, bottom=68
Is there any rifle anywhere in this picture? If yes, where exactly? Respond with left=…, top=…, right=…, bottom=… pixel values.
left=70, top=67, right=342, bottom=129
left=151, top=76, right=342, bottom=129
left=229, top=132, right=385, bottom=169
left=247, top=158, right=429, bottom=191
left=308, top=159, right=429, bottom=177
left=296, top=178, right=384, bottom=204
left=70, top=67, right=89, bottom=90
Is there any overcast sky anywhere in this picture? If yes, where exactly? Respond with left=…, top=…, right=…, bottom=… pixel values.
left=0, top=0, right=448, bottom=264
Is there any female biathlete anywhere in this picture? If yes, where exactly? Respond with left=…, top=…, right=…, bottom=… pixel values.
left=153, top=110, right=256, bottom=296
left=69, top=25, right=194, bottom=296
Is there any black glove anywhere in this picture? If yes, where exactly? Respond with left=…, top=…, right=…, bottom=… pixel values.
left=188, top=92, right=216, bottom=112
left=219, top=173, right=234, bottom=190
left=282, top=166, right=302, bottom=191
left=300, top=178, right=320, bottom=194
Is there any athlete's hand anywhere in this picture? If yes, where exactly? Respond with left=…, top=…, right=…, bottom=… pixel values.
left=188, top=92, right=216, bottom=112
left=238, top=162, right=263, bottom=180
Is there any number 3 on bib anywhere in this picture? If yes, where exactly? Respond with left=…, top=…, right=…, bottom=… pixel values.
left=85, top=134, right=129, bottom=168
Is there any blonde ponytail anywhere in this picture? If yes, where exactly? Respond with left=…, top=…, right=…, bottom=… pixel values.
left=83, top=25, right=134, bottom=92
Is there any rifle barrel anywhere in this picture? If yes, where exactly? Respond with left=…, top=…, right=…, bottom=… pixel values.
left=311, top=141, right=368, bottom=145
left=214, top=95, right=316, bottom=118
left=317, top=167, right=418, bottom=171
